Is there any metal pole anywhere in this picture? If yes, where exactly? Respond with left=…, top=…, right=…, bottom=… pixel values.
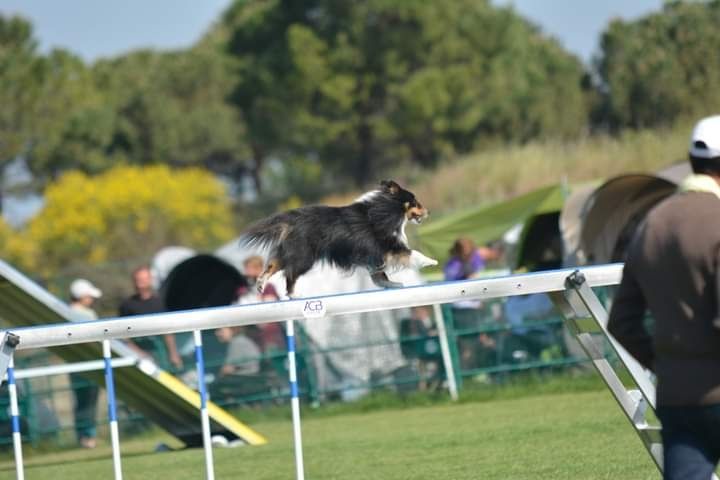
left=432, top=304, right=458, bottom=400
left=193, top=330, right=215, bottom=480
left=286, top=320, right=305, bottom=480
left=11, top=357, right=136, bottom=380
left=103, top=340, right=123, bottom=480
left=5, top=264, right=625, bottom=351
left=8, top=355, right=24, bottom=480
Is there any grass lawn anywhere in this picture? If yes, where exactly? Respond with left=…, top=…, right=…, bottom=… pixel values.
left=0, top=389, right=658, bottom=480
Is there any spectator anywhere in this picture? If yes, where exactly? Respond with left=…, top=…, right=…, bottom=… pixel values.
left=608, top=115, right=720, bottom=479
left=68, top=278, right=102, bottom=449
left=215, top=326, right=262, bottom=376
left=398, top=306, right=443, bottom=389
left=444, top=237, right=503, bottom=282
left=233, top=260, right=285, bottom=359
left=502, top=293, right=558, bottom=362
left=235, top=255, right=266, bottom=304
left=443, top=237, right=499, bottom=370
left=119, top=266, right=182, bottom=370
left=444, top=237, right=486, bottom=281
left=257, top=285, right=286, bottom=351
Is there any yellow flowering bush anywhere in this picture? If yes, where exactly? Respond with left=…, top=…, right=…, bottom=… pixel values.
left=26, top=165, right=235, bottom=276
left=0, top=217, right=35, bottom=270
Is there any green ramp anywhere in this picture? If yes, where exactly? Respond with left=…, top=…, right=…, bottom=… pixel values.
left=0, top=260, right=267, bottom=447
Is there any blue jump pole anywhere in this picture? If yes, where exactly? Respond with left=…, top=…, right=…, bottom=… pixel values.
left=103, top=340, right=123, bottom=480
left=8, top=355, right=24, bottom=480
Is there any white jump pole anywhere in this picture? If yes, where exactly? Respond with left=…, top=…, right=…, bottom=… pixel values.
left=102, top=340, right=123, bottom=480
left=193, top=330, right=215, bottom=480
left=432, top=304, right=459, bottom=400
left=286, top=319, right=305, bottom=480
left=7, top=265, right=624, bottom=352
left=11, top=357, right=136, bottom=380
left=8, top=355, right=24, bottom=480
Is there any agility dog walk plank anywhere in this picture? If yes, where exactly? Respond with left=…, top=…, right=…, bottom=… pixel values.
left=0, top=260, right=266, bottom=447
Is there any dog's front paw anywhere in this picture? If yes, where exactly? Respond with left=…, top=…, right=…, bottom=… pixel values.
left=410, top=250, right=438, bottom=269
left=421, top=257, right=438, bottom=268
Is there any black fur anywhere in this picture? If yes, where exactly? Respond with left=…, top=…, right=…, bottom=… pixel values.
left=240, top=180, right=428, bottom=297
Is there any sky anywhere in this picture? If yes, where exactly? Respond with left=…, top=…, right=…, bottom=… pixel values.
left=0, top=0, right=664, bottom=64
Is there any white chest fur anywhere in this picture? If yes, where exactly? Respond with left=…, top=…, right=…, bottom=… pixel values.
left=396, top=218, right=409, bottom=247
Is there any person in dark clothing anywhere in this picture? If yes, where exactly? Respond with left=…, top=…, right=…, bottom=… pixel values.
left=119, top=266, right=182, bottom=370
left=608, top=115, right=720, bottom=480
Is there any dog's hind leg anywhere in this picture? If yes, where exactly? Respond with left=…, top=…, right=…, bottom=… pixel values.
left=257, top=258, right=281, bottom=294
left=283, top=257, right=315, bottom=298
left=370, top=271, right=403, bottom=289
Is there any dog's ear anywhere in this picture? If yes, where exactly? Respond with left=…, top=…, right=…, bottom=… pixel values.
left=380, top=180, right=400, bottom=195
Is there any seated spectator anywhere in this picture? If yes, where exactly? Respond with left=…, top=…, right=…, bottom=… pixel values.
left=444, top=237, right=503, bottom=282
left=257, top=285, right=286, bottom=353
left=444, top=237, right=500, bottom=370
left=215, top=326, right=262, bottom=376
left=502, top=293, right=560, bottom=362
left=398, top=306, right=443, bottom=389
left=444, top=237, right=486, bottom=282
left=399, top=306, right=440, bottom=360
left=235, top=255, right=266, bottom=304
left=210, top=326, right=266, bottom=403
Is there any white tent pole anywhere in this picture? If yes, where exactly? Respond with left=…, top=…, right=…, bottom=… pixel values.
left=432, top=304, right=458, bottom=400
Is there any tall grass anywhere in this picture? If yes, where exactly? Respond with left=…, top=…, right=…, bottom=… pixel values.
left=405, top=121, right=692, bottom=214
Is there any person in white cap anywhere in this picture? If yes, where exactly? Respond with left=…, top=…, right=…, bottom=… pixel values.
left=68, top=278, right=102, bottom=449
left=69, top=279, right=102, bottom=321
left=608, top=115, right=720, bottom=479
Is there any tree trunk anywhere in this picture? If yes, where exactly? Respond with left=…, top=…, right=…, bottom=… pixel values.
left=250, top=143, right=265, bottom=195
left=354, top=121, right=373, bottom=187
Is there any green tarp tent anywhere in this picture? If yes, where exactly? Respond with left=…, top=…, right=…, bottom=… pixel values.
left=416, top=184, right=566, bottom=269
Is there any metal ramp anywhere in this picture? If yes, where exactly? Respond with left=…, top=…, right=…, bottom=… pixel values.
left=551, top=270, right=717, bottom=479
left=0, top=260, right=266, bottom=447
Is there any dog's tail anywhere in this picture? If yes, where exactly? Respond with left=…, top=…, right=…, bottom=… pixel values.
left=238, top=214, right=291, bottom=251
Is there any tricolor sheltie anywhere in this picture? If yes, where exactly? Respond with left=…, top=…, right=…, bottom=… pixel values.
left=240, top=180, right=437, bottom=297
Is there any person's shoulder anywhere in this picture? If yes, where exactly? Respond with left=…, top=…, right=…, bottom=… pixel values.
left=144, top=294, right=165, bottom=312
left=70, top=304, right=98, bottom=321
left=649, top=191, right=720, bottom=223
left=228, top=335, right=261, bottom=356
left=118, top=295, right=134, bottom=312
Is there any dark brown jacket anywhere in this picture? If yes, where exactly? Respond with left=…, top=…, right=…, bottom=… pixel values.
left=608, top=190, right=720, bottom=406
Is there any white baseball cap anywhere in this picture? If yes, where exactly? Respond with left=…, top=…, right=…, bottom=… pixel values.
left=689, top=115, right=720, bottom=159
left=70, top=278, right=102, bottom=299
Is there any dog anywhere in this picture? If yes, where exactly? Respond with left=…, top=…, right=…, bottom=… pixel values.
left=240, top=180, right=438, bottom=297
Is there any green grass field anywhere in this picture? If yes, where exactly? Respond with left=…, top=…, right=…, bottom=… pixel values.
left=0, top=389, right=658, bottom=480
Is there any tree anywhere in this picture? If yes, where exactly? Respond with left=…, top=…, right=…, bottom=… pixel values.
left=0, top=16, right=114, bottom=192
left=0, top=216, right=32, bottom=269
left=26, top=48, right=114, bottom=179
left=0, top=15, right=44, bottom=210
left=595, top=0, right=720, bottom=129
left=21, top=165, right=235, bottom=276
left=92, top=49, right=251, bottom=191
left=221, top=0, right=589, bottom=188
